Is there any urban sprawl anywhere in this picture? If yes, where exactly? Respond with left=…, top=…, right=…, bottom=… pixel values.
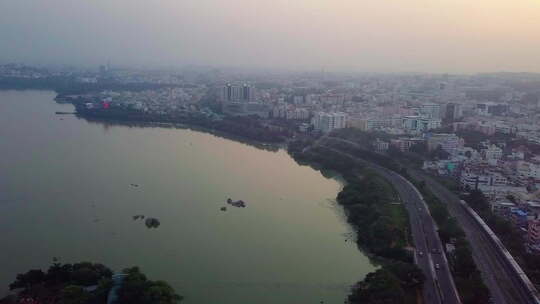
left=4, top=63, right=540, bottom=253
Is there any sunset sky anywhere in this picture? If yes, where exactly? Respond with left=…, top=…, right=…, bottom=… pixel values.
left=1, top=0, right=539, bottom=73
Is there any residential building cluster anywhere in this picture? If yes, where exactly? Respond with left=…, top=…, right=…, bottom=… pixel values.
left=422, top=136, right=540, bottom=253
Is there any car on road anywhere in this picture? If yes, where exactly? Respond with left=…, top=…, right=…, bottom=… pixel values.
left=435, top=263, right=440, bottom=270
left=418, top=251, right=423, bottom=256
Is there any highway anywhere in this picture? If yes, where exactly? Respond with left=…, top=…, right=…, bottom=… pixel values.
left=410, top=170, right=536, bottom=304
left=364, top=164, right=461, bottom=304
left=312, top=137, right=461, bottom=304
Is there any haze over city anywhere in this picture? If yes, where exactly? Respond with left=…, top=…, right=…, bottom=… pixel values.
left=1, top=0, right=540, bottom=72
left=4, top=1, right=540, bottom=304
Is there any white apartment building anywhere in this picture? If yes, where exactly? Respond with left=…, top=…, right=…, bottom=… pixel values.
left=273, top=105, right=309, bottom=120
left=483, top=145, right=503, bottom=160
left=374, top=139, right=389, bottom=152
left=293, top=96, right=304, bottom=104
left=460, top=172, right=508, bottom=190
left=293, top=108, right=310, bottom=120
left=420, top=103, right=442, bottom=119
left=312, top=112, right=347, bottom=133
left=515, top=161, right=540, bottom=180
left=426, top=133, right=464, bottom=155
left=348, top=118, right=393, bottom=131
left=403, top=116, right=442, bottom=133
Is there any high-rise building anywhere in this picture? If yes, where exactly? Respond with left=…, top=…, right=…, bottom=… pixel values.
left=221, top=83, right=254, bottom=102
left=242, top=84, right=253, bottom=101
left=445, top=103, right=462, bottom=121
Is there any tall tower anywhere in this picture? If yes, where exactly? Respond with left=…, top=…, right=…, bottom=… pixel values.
left=226, top=83, right=232, bottom=102
left=242, top=84, right=250, bottom=101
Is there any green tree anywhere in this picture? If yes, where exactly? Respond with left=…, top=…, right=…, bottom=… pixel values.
left=143, top=281, right=183, bottom=304
left=119, top=267, right=183, bottom=304
left=369, top=216, right=401, bottom=250
left=453, top=242, right=476, bottom=278
left=59, top=285, right=90, bottom=304
left=464, top=190, right=490, bottom=215
left=387, top=262, right=425, bottom=288
left=439, top=217, right=465, bottom=243
left=46, top=263, right=73, bottom=285
left=430, top=203, right=450, bottom=226
left=349, top=269, right=405, bottom=304
left=70, top=262, right=113, bottom=286
left=9, top=269, right=45, bottom=290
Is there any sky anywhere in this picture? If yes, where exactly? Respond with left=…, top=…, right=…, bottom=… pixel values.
left=1, top=0, right=539, bottom=73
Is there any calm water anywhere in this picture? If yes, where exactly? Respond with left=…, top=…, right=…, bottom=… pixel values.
left=0, top=90, right=375, bottom=303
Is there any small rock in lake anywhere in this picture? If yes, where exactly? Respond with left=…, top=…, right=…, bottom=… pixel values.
left=145, top=217, right=160, bottom=228
left=226, top=198, right=246, bottom=208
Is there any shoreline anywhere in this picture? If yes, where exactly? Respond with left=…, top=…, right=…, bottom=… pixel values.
left=288, top=141, right=424, bottom=303
left=76, top=114, right=285, bottom=152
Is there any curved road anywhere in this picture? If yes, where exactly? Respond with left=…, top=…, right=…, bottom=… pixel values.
left=360, top=160, right=461, bottom=304
left=312, top=137, right=461, bottom=304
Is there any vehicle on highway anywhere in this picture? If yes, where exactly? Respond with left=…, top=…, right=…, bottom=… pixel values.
left=435, top=263, right=440, bottom=270
left=418, top=250, right=423, bottom=256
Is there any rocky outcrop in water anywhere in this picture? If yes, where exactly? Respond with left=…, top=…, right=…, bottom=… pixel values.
left=226, top=198, right=246, bottom=208
left=145, top=217, right=160, bottom=228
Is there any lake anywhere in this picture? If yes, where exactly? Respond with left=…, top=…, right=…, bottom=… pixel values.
left=0, top=90, right=375, bottom=303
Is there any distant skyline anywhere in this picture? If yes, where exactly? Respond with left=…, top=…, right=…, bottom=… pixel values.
left=1, top=0, right=540, bottom=73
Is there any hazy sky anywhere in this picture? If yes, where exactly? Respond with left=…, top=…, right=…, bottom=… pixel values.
left=1, top=0, right=539, bottom=73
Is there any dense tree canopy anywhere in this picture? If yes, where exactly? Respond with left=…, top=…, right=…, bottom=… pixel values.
left=348, top=269, right=406, bottom=304
left=4, top=263, right=181, bottom=304
left=118, top=267, right=183, bottom=304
